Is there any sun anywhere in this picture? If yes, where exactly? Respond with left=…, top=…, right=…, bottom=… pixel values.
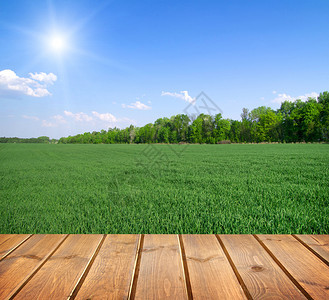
left=49, top=35, right=66, bottom=52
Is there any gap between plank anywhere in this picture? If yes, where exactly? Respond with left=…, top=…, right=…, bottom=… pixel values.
left=178, top=235, right=193, bottom=300
left=215, top=235, right=252, bottom=300
left=0, top=234, right=33, bottom=262
left=128, top=234, right=144, bottom=300
left=292, top=234, right=329, bottom=267
left=6, top=234, right=69, bottom=300
left=68, top=234, right=107, bottom=300
left=252, top=235, right=312, bottom=300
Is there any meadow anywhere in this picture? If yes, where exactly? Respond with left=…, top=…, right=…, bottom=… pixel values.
left=0, top=143, right=328, bottom=234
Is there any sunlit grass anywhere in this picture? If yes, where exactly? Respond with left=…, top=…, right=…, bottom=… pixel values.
left=0, top=143, right=328, bottom=233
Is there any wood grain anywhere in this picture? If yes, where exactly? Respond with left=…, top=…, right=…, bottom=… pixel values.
left=0, top=234, right=31, bottom=260
left=257, top=234, right=329, bottom=299
left=0, top=234, right=66, bottom=300
left=220, top=234, right=306, bottom=299
left=295, top=235, right=329, bottom=265
left=182, top=234, right=247, bottom=299
left=0, top=234, right=328, bottom=299
left=75, top=234, right=139, bottom=299
left=14, top=234, right=103, bottom=300
left=134, top=234, right=188, bottom=299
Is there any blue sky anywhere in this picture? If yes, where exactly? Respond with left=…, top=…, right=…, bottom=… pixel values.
left=1, top=0, right=328, bottom=138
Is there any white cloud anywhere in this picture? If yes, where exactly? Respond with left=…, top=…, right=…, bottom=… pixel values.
left=272, top=90, right=277, bottom=94
left=297, top=92, right=319, bottom=101
left=161, top=90, right=195, bottom=103
left=42, top=120, right=57, bottom=127
left=0, top=69, right=57, bottom=97
left=41, top=115, right=67, bottom=127
left=22, top=115, right=39, bottom=121
left=29, top=72, right=57, bottom=84
left=92, top=111, right=117, bottom=122
left=63, top=110, right=120, bottom=123
left=52, top=114, right=67, bottom=124
left=39, top=110, right=134, bottom=131
left=272, top=93, right=294, bottom=104
left=122, top=101, right=151, bottom=110
left=272, top=92, right=319, bottom=104
left=64, top=110, right=93, bottom=122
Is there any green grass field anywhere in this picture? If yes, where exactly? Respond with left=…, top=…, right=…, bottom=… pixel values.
left=0, top=143, right=328, bottom=234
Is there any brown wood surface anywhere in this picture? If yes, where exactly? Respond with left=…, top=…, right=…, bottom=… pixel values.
left=14, top=234, right=103, bottom=300
left=220, top=234, right=306, bottom=299
left=134, top=234, right=188, bottom=300
left=295, top=235, right=329, bottom=265
left=0, top=234, right=66, bottom=300
left=0, top=234, right=31, bottom=260
left=182, top=234, right=247, bottom=299
left=75, top=234, right=139, bottom=300
left=0, top=234, right=328, bottom=299
left=257, top=234, right=329, bottom=300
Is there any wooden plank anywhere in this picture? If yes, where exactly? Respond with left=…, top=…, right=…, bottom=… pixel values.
left=14, top=234, right=103, bottom=300
left=257, top=235, right=329, bottom=299
left=0, top=234, right=66, bottom=300
left=220, top=234, right=306, bottom=299
left=134, top=234, right=188, bottom=299
left=0, top=234, right=31, bottom=260
left=75, top=234, right=140, bottom=299
left=295, top=235, right=329, bottom=266
left=182, top=234, right=247, bottom=299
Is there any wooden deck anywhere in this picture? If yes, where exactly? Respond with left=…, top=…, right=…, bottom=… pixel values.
left=0, top=235, right=328, bottom=299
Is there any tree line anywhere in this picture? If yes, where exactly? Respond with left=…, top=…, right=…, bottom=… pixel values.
left=55, top=91, right=327, bottom=144
left=0, top=136, right=58, bottom=144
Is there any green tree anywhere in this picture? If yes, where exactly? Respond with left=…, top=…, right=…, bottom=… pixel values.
left=189, top=117, right=203, bottom=143
left=229, top=120, right=241, bottom=143
left=318, top=91, right=329, bottom=140
left=240, top=108, right=252, bottom=142
left=278, top=101, right=296, bottom=142
left=300, top=98, right=322, bottom=142
left=257, top=110, right=282, bottom=142
left=213, top=113, right=231, bottom=142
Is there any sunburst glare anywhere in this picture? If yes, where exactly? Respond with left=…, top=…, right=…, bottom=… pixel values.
left=49, top=35, right=66, bottom=52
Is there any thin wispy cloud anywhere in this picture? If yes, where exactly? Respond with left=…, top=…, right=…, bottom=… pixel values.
left=22, top=115, right=39, bottom=121
left=41, top=115, right=67, bottom=127
left=64, top=110, right=93, bottom=122
left=29, top=72, right=57, bottom=84
left=272, top=92, right=319, bottom=104
left=92, top=111, right=117, bottom=122
left=0, top=69, right=57, bottom=97
left=161, top=91, right=195, bottom=103
left=42, top=120, right=56, bottom=127
left=52, top=115, right=66, bottom=123
left=122, top=101, right=151, bottom=110
left=40, top=110, right=134, bottom=128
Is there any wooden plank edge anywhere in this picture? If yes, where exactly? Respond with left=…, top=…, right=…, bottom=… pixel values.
left=215, top=235, right=252, bottom=300
left=0, top=234, right=33, bottom=262
left=6, top=234, right=69, bottom=300
left=253, top=235, right=312, bottom=300
left=178, top=235, right=193, bottom=300
left=292, top=234, right=329, bottom=267
left=68, top=234, right=107, bottom=300
left=127, top=234, right=144, bottom=300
